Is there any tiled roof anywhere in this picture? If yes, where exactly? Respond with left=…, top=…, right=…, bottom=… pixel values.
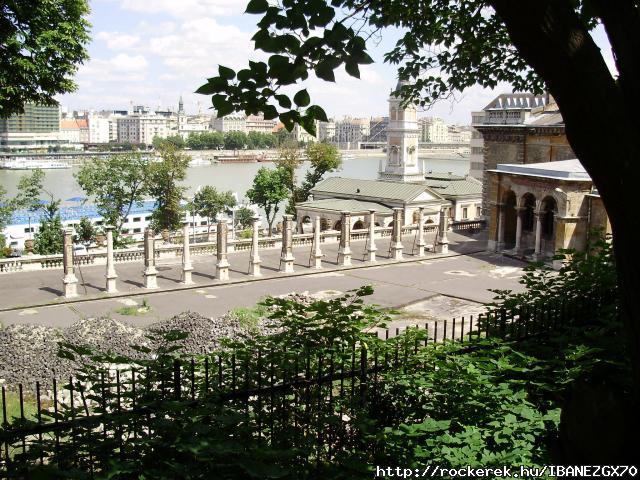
left=60, top=119, right=88, bottom=130
left=297, top=199, right=393, bottom=215
left=312, top=177, right=442, bottom=202
left=422, top=175, right=482, bottom=198
left=492, top=159, right=591, bottom=181
left=483, top=93, right=547, bottom=111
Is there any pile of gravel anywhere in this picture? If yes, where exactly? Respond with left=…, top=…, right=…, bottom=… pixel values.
left=0, top=293, right=333, bottom=390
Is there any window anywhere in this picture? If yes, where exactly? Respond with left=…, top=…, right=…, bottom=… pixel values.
left=200, top=221, right=207, bottom=226
left=476, top=206, right=481, bottom=218
left=121, top=229, right=129, bottom=234
left=145, top=216, right=152, bottom=221
left=133, top=217, right=141, bottom=222
left=95, top=220, right=103, bottom=225
left=133, top=228, right=141, bottom=233
left=462, top=207, right=468, bottom=219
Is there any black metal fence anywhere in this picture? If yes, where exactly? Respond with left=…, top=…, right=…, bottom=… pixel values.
left=0, top=297, right=583, bottom=477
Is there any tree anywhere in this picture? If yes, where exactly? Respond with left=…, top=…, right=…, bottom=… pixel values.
left=154, top=135, right=185, bottom=150
left=299, top=143, right=342, bottom=202
left=75, top=153, right=149, bottom=245
left=276, top=142, right=302, bottom=216
left=224, top=131, right=247, bottom=150
left=75, top=217, right=96, bottom=245
left=33, top=202, right=63, bottom=255
left=235, top=206, right=255, bottom=230
left=246, top=167, right=289, bottom=234
left=198, top=0, right=640, bottom=408
left=193, top=186, right=236, bottom=235
left=147, top=143, right=189, bottom=233
left=0, top=1, right=90, bottom=117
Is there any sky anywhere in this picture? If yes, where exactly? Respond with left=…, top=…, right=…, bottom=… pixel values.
left=58, top=0, right=616, bottom=124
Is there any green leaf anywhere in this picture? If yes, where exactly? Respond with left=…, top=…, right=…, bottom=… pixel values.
left=345, top=61, right=360, bottom=78
left=306, top=105, right=328, bottom=122
left=245, top=0, right=269, bottom=14
left=218, top=65, right=236, bottom=80
left=315, top=60, right=338, bottom=82
left=293, top=89, right=310, bottom=107
left=275, top=94, right=292, bottom=109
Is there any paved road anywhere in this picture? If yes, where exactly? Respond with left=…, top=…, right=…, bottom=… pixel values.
left=0, top=233, right=528, bottom=329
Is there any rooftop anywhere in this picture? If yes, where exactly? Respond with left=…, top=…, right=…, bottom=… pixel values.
left=491, top=159, right=591, bottom=181
left=422, top=174, right=482, bottom=197
left=483, top=93, right=547, bottom=111
left=312, top=177, right=443, bottom=203
left=297, top=199, right=393, bottom=215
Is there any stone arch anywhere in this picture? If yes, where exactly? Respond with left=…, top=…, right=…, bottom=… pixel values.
left=540, top=196, right=557, bottom=241
left=333, top=220, right=342, bottom=231
left=521, top=193, right=536, bottom=232
left=502, top=190, right=517, bottom=248
left=353, top=220, right=364, bottom=230
left=301, top=215, right=311, bottom=224
left=320, top=218, right=331, bottom=231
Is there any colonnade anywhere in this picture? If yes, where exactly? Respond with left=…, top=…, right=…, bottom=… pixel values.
left=60, top=207, right=450, bottom=298
left=495, top=202, right=549, bottom=260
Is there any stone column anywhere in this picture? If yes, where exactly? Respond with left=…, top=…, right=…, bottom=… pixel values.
left=367, top=209, right=377, bottom=262
left=435, top=209, right=450, bottom=254
left=338, top=211, right=352, bottom=266
left=416, top=207, right=426, bottom=257
left=143, top=228, right=158, bottom=289
left=533, top=211, right=543, bottom=260
left=62, top=228, right=78, bottom=298
left=181, top=221, right=194, bottom=285
left=216, top=219, right=230, bottom=281
left=514, top=206, right=524, bottom=255
left=312, top=215, right=323, bottom=269
left=280, top=214, right=295, bottom=273
left=105, top=226, right=118, bottom=293
left=496, top=203, right=505, bottom=252
left=250, top=215, right=262, bottom=276
left=390, top=208, right=403, bottom=260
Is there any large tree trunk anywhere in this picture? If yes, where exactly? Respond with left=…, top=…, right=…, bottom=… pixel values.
left=490, top=0, right=640, bottom=462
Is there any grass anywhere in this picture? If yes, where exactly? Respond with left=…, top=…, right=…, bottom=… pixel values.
left=115, top=298, right=151, bottom=316
left=2, top=390, right=39, bottom=425
left=230, top=304, right=269, bottom=330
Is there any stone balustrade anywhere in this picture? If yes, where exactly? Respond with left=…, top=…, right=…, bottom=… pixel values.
left=0, top=223, right=454, bottom=275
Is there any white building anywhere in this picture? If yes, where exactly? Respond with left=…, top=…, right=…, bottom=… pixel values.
left=117, top=114, right=169, bottom=145
left=334, top=118, right=369, bottom=148
left=246, top=114, right=277, bottom=134
left=318, top=121, right=336, bottom=142
left=87, top=115, right=111, bottom=144
left=420, top=117, right=449, bottom=143
left=211, top=114, right=246, bottom=133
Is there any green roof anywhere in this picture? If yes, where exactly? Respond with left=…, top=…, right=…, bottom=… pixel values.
left=422, top=175, right=482, bottom=198
left=312, top=177, right=442, bottom=202
left=297, top=199, right=393, bottom=215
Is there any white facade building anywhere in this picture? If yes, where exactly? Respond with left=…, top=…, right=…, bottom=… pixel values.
left=469, top=111, right=485, bottom=180
left=117, top=114, right=169, bottom=145
left=420, top=117, right=449, bottom=143
left=211, top=114, right=247, bottom=133
left=88, top=115, right=111, bottom=143
left=245, top=114, right=277, bottom=134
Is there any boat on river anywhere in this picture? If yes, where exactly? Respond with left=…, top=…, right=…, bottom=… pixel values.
left=0, top=157, right=71, bottom=170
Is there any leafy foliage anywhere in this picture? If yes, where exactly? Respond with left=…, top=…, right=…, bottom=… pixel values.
left=246, top=167, right=289, bottom=233
left=147, top=144, right=190, bottom=233
left=0, top=0, right=90, bottom=116
left=75, top=153, right=149, bottom=245
left=235, top=206, right=255, bottom=230
left=154, top=135, right=186, bottom=150
left=74, top=217, right=96, bottom=245
left=33, top=214, right=63, bottom=255
left=192, top=186, right=236, bottom=232
left=299, top=142, right=342, bottom=202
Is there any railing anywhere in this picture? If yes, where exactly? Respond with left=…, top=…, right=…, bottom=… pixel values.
left=0, top=296, right=588, bottom=477
left=450, top=219, right=486, bottom=232
left=0, top=225, right=443, bottom=274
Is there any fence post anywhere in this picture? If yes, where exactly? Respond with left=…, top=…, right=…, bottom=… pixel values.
left=174, top=360, right=181, bottom=400
left=359, top=347, right=368, bottom=403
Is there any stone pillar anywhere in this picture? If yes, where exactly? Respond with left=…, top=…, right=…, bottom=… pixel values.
left=62, top=228, right=78, bottom=298
left=338, top=211, right=352, bottom=266
left=181, top=221, right=194, bottom=285
left=367, top=209, right=377, bottom=262
left=280, top=214, right=295, bottom=273
left=514, top=207, right=524, bottom=255
left=435, top=209, right=450, bottom=254
left=105, top=226, right=118, bottom=293
left=250, top=215, right=262, bottom=276
left=533, top=211, right=543, bottom=260
left=312, top=215, right=323, bottom=269
left=416, top=207, right=426, bottom=257
left=496, top=203, right=505, bottom=252
left=143, top=228, right=158, bottom=289
left=216, top=219, right=230, bottom=281
left=390, top=208, right=403, bottom=260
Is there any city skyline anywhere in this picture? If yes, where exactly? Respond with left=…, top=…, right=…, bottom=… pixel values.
left=56, top=0, right=616, bottom=123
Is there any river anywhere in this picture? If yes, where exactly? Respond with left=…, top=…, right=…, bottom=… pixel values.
left=0, top=152, right=470, bottom=204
